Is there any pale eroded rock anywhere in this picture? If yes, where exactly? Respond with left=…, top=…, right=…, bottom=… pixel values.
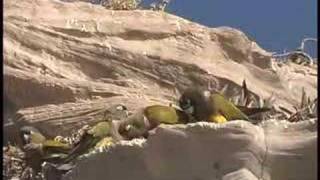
left=62, top=120, right=317, bottom=180
left=4, top=0, right=317, bottom=123
left=3, top=1, right=317, bottom=179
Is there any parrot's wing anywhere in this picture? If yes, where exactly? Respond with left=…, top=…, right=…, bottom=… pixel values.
left=236, top=106, right=271, bottom=117
left=62, top=134, right=98, bottom=163
left=144, top=105, right=179, bottom=124
left=42, top=140, right=72, bottom=154
left=43, top=140, right=71, bottom=149
left=174, top=108, right=193, bottom=123
left=211, top=94, right=249, bottom=121
left=88, top=121, right=111, bottom=138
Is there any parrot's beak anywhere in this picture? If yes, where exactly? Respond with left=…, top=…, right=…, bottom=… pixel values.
left=169, top=103, right=182, bottom=110
left=23, top=134, right=30, bottom=143
left=184, top=106, right=194, bottom=115
left=203, top=90, right=211, bottom=98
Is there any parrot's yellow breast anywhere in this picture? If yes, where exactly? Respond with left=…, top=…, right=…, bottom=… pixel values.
left=208, top=114, right=227, bottom=124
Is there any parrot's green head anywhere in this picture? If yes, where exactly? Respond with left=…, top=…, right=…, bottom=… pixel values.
left=118, top=116, right=150, bottom=140
left=179, top=88, right=214, bottom=121
left=20, top=126, right=46, bottom=145
left=103, top=104, right=129, bottom=121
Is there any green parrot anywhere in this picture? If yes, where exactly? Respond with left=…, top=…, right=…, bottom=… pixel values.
left=178, top=88, right=270, bottom=123
left=62, top=104, right=128, bottom=163
left=118, top=105, right=191, bottom=140
left=62, top=120, right=113, bottom=163
left=19, top=126, right=71, bottom=172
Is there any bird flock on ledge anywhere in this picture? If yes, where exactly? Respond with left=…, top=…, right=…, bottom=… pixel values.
left=19, top=86, right=271, bottom=178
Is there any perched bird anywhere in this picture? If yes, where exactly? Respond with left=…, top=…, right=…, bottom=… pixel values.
left=118, top=105, right=190, bottom=140
left=20, top=126, right=46, bottom=145
left=179, top=88, right=269, bottom=123
left=103, top=104, right=129, bottom=121
left=19, top=126, right=71, bottom=172
left=62, top=104, right=128, bottom=163
left=62, top=120, right=113, bottom=163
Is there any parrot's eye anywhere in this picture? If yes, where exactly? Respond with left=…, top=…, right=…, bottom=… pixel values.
left=125, top=125, right=132, bottom=131
left=179, top=98, right=195, bottom=115
left=22, top=130, right=32, bottom=136
left=180, top=98, right=192, bottom=110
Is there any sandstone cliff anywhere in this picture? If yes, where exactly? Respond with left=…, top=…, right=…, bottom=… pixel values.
left=3, top=0, right=317, bottom=180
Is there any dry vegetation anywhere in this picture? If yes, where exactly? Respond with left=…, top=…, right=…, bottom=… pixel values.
left=102, top=0, right=142, bottom=10
left=223, top=80, right=317, bottom=122
left=92, top=0, right=171, bottom=11
left=3, top=145, right=37, bottom=180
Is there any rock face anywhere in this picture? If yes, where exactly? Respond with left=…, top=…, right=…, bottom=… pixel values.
left=4, top=0, right=317, bottom=121
left=3, top=0, right=318, bottom=180
left=62, top=120, right=317, bottom=180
